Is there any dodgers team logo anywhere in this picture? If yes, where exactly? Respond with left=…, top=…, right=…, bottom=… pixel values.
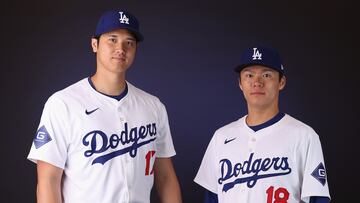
left=82, top=122, right=156, bottom=165
left=119, top=12, right=129, bottom=24
left=218, top=153, right=292, bottom=192
left=252, top=48, right=262, bottom=60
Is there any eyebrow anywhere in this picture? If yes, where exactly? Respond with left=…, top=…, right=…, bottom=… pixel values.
left=126, top=37, right=136, bottom=41
left=242, top=68, right=275, bottom=72
left=106, top=34, right=136, bottom=41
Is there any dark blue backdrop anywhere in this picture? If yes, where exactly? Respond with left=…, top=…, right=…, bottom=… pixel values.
left=1, top=0, right=358, bottom=202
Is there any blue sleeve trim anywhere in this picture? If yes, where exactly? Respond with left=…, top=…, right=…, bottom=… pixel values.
left=310, top=196, right=330, bottom=203
left=204, top=190, right=218, bottom=203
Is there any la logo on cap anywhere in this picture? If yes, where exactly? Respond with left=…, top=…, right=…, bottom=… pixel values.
left=119, top=11, right=129, bottom=24
left=252, top=48, right=262, bottom=60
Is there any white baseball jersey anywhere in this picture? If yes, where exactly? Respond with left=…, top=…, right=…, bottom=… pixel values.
left=27, top=78, right=176, bottom=203
left=194, top=114, right=330, bottom=203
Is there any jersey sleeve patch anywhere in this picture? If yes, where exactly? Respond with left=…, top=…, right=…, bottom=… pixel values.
left=311, top=162, right=327, bottom=186
left=33, top=125, right=52, bottom=149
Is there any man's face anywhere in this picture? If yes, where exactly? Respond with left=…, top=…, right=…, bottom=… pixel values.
left=91, top=29, right=137, bottom=74
left=239, top=65, right=286, bottom=110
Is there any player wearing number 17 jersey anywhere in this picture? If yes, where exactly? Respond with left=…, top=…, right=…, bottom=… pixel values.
left=194, top=46, right=330, bottom=203
left=27, top=10, right=182, bottom=203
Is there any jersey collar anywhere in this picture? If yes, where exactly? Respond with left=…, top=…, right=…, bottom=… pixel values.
left=247, top=112, right=285, bottom=132
left=87, top=77, right=128, bottom=101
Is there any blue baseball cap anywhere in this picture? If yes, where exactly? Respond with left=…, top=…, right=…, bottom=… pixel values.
left=235, top=46, right=284, bottom=75
left=94, top=10, right=144, bottom=41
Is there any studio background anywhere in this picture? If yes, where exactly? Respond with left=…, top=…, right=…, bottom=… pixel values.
left=1, top=0, right=358, bottom=202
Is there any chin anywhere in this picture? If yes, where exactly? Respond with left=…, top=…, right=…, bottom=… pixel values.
left=111, top=64, right=130, bottom=72
left=248, top=100, right=269, bottom=107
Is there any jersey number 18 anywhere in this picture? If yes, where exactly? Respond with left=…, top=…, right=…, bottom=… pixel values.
left=266, top=186, right=289, bottom=203
left=145, top=150, right=155, bottom=175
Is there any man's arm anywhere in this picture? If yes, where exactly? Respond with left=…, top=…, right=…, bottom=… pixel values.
left=153, top=157, right=182, bottom=203
left=36, top=160, right=63, bottom=203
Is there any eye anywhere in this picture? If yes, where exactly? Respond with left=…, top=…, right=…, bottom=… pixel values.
left=125, top=40, right=135, bottom=48
left=241, top=72, right=253, bottom=81
left=262, top=73, right=272, bottom=78
left=108, top=38, right=117, bottom=43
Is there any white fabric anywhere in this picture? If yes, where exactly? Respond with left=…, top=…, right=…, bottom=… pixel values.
left=28, top=78, right=176, bottom=203
left=194, top=114, right=330, bottom=203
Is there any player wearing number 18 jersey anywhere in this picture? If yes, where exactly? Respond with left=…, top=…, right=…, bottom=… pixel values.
left=194, top=46, right=330, bottom=203
left=27, top=10, right=182, bottom=203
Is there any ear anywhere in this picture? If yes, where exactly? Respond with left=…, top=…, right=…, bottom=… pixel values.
left=279, top=75, right=286, bottom=90
left=238, top=77, right=243, bottom=91
left=91, top=38, right=98, bottom=53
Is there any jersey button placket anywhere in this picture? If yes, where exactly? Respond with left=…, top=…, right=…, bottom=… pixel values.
left=116, top=105, right=130, bottom=164
left=116, top=105, right=130, bottom=202
left=117, top=106, right=125, bottom=122
left=120, top=154, right=130, bottom=202
left=248, top=136, right=257, bottom=153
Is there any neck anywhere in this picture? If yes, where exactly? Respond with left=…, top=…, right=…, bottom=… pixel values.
left=246, top=105, right=280, bottom=126
left=91, top=70, right=126, bottom=96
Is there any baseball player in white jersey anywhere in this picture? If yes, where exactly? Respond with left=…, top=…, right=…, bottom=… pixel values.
left=194, top=46, right=331, bottom=203
left=27, top=10, right=182, bottom=203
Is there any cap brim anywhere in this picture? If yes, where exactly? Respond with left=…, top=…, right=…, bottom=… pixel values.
left=234, top=63, right=284, bottom=75
left=95, top=27, right=144, bottom=42
left=234, top=63, right=260, bottom=73
left=127, top=29, right=144, bottom=42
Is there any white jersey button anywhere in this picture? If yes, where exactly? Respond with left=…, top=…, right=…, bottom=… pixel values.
left=240, top=185, right=246, bottom=192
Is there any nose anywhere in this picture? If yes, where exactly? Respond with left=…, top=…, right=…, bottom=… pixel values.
left=115, top=42, right=126, bottom=54
left=253, top=75, right=263, bottom=87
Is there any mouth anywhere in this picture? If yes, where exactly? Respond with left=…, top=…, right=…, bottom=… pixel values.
left=250, top=92, right=265, bottom=95
left=112, top=56, right=126, bottom=62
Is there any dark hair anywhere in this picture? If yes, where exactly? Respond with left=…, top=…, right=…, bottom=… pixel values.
left=92, top=36, right=100, bottom=45
left=92, top=31, right=139, bottom=44
left=279, top=72, right=284, bottom=81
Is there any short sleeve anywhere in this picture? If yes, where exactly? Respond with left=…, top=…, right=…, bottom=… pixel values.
left=27, top=94, right=70, bottom=169
left=154, top=101, right=176, bottom=158
left=194, top=134, right=219, bottom=194
left=301, top=130, right=331, bottom=201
